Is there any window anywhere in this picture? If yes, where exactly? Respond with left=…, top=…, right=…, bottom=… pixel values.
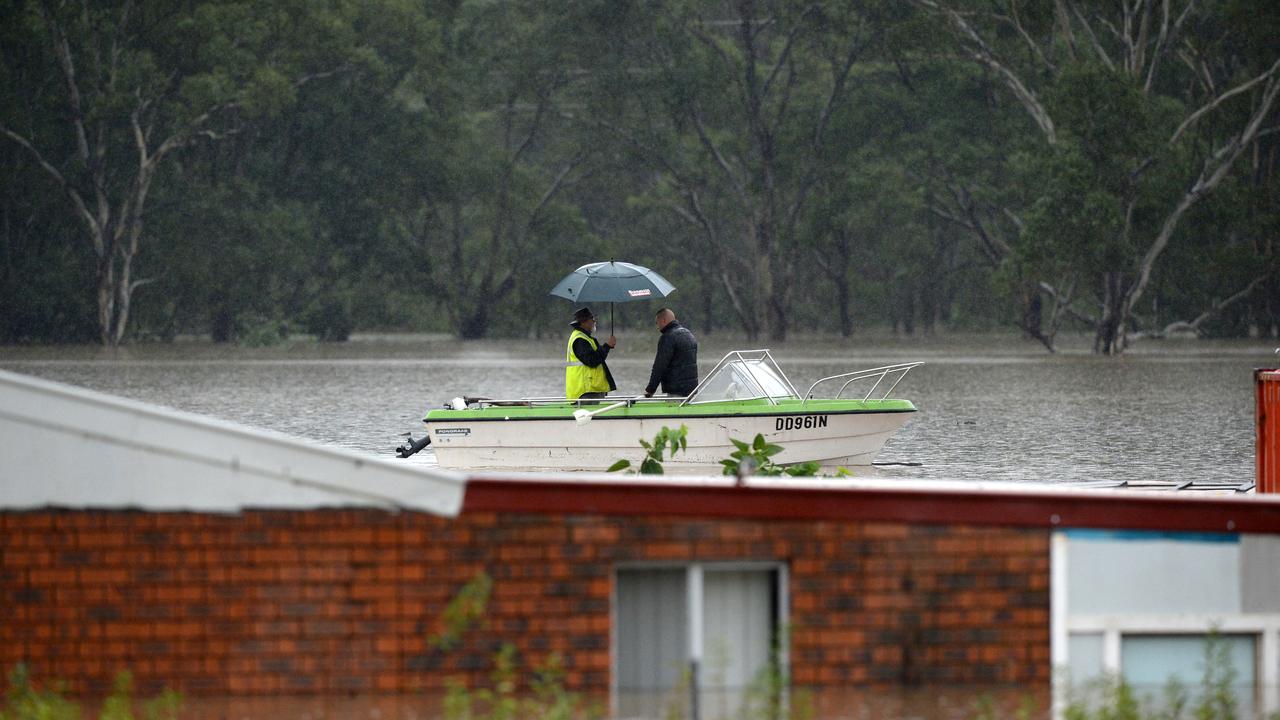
left=1064, top=632, right=1258, bottom=719
left=614, top=563, right=786, bottom=719
left=1053, top=530, right=1280, bottom=718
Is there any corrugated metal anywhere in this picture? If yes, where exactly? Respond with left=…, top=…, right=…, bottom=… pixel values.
left=1259, top=369, right=1280, bottom=494
left=1242, top=535, right=1280, bottom=612
left=0, top=369, right=464, bottom=515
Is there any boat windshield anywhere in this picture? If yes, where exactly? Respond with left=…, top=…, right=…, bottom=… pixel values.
left=687, top=353, right=797, bottom=404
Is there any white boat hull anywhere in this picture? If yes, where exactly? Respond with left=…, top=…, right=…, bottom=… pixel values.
left=427, top=411, right=911, bottom=473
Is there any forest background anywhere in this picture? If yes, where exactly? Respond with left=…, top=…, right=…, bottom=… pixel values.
left=1, top=0, right=1276, bottom=354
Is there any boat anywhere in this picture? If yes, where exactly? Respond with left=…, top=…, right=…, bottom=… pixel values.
left=413, top=350, right=921, bottom=474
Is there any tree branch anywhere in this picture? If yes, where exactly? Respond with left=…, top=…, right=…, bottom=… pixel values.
left=1126, top=69, right=1280, bottom=317
left=0, top=124, right=100, bottom=253
left=1068, top=2, right=1117, bottom=71
left=1160, top=273, right=1273, bottom=336
left=914, top=0, right=1057, bottom=143
left=690, top=104, right=749, bottom=203
left=1169, top=57, right=1280, bottom=147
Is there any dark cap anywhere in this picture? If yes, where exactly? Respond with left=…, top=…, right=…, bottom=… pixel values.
left=573, top=307, right=595, bottom=322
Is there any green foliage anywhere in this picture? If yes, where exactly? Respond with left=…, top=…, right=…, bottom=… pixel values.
left=1, top=664, right=79, bottom=720
left=658, top=625, right=814, bottom=720
left=1059, top=633, right=1256, bottom=720
left=1, top=0, right=1277, bottom=345
left=970, top=693, right=1042, bottom=720
left=608, top=425, right=688, bottom=475
left=1, top=664, right=181, bottom=720
left=303, top=293, right=354, bottom=343
left=433, top=573, right=601, bottom=720
left=430, top=572, right=494, bottom=652
left=443, top=644, right=601, bottom=720
left=720, top=434, right=821, bottom=477
left=235, top=317, right=290, bottom=348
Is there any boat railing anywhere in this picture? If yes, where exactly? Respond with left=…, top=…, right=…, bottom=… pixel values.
left=456, top=394, right=683, bottom=409
left=802, top=362, right=924, bottom=403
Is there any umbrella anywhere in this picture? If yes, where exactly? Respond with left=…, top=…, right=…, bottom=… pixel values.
left=549, top=260, right=676, bottom=333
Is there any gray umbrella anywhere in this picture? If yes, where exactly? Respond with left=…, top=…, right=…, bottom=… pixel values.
left=549, top=260, right=676, bottom=332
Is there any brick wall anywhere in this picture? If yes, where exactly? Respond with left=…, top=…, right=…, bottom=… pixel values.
left=0, top=509, right=1049, bottom=697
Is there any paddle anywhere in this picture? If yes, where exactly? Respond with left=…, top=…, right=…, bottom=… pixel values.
left=573, top=400, right=628, bottom=425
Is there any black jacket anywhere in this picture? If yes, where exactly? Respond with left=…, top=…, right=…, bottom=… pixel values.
left=645, top=321, right=698, bottom=395
left=570, top=323, right=617, bottom=392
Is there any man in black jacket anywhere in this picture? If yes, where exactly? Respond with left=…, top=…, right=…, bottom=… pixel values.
left=644, top=308, right=699, bottom=397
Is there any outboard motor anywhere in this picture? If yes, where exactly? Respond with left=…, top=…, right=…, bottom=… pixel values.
left=397, top=397, right=474, bottom=458
left=395, top=433, right=431, bottom=458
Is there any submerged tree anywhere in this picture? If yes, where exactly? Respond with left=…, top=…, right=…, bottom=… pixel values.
left=0, top=0, right=367, bottom=345
left=596, top=0, right=880, bottom=340
left=399, top=0, right=595, bottom=340
left=914, top=0, right=1280, bottom=353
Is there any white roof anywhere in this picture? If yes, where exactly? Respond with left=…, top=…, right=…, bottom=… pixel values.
left=0, top=369, right=463, bottom=516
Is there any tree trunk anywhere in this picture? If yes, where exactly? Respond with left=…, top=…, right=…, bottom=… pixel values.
left=836, top=277, right=853, bottom=338
left=1095, top=271, right=1128, bottom=355
left=211, top=301, right=234, bottom=343
left=459, top=305, right=490, bottom=340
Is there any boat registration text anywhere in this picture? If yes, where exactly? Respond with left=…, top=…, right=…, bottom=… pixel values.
left=776, top=415, right=828, bottom=430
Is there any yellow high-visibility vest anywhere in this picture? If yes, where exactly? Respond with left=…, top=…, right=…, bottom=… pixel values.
left=565, top=329, right=609, bottom=400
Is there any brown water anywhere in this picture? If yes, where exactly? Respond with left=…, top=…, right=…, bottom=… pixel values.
left=1, top=332, right=1273, bottom=485
left=172, top=685, right=1050, bottom=720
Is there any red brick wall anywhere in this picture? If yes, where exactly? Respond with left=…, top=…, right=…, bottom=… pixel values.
left=0, top=509, right=1049, bottom=696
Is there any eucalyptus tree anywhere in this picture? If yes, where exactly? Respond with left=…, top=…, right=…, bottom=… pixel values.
left=593, top=0, right=880, bottom=340
left=0, top=0, right=375, bottom=345
left=394, top=0, right=598, bottom=340
left=914, top=0, right=1280, bottom=353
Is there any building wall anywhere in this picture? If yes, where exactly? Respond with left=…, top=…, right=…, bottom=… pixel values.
left=0, top=509, right=1049, bottom=696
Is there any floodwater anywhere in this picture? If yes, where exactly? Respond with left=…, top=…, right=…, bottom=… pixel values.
left=173, top=685, right=1050, bottom=720
left=0, top=331, right=1274, bottom=485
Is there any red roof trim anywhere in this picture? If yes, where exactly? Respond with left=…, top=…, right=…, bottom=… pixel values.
left=462, top=477, right=1280, bottom=533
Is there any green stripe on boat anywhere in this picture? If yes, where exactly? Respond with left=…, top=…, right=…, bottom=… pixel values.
left=426, top=397, right=916, bottom=422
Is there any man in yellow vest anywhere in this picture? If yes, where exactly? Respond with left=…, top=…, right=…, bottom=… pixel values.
left=566, top=307, right=617, bottom=400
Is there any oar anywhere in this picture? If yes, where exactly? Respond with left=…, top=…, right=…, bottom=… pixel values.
left=574, top=400, right=628, bottom=425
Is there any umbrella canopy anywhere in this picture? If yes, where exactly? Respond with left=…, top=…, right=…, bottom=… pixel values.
left=549, top=261, right=676, bottom=303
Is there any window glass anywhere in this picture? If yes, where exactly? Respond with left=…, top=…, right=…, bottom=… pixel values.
left=690, top=360, right=792, bottom=403
left=615, top=565, right=782, bottom=719
left=700, top=570, right=776, bottom=717
left=616, top=569, right=687, bottom=698
left=741, top=360, right=793, bottom=398
left=1121, top=634, right=1256, bottom=718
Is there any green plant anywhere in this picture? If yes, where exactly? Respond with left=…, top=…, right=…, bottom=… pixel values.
left=235, top=315, right=290, bottom=347
left=1195, top=633, right=1239, bottom=720
left=739, top=658, right=814, bottom=720
left=430, top=572, right=494, bottom=652
left=660, top=625, right=813, bottom=720
left=1059, top=632, right=1252, bottom=720
left=1, top=664, right=79, bottom=720
left=2, top=665, right=180, bottom=720
left=608, top=425, right=688, bottom=474
left=720, top=434, right=821, bottom=477
left=434, top=573, right=602, bottom=720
